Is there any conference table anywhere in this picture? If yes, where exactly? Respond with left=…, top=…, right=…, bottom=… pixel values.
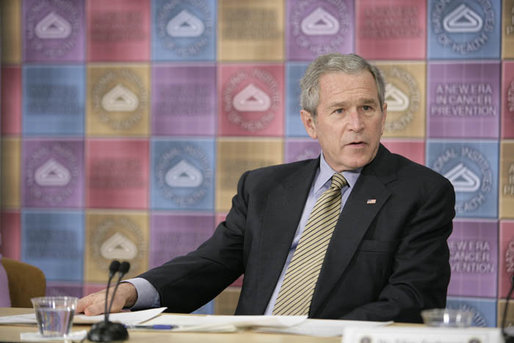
left=0, top=307, right=347, bottom=343
left=1, top=308, right=505, bottom=343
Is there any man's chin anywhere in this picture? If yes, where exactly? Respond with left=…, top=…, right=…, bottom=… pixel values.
left=341, top=155, right=374, bottom=171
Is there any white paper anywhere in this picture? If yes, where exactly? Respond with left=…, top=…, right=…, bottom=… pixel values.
left=74, top=307, right=167, bottom=325
left=256, top=318, right=393, bottom=337
left=0, top=307, right=167, bottom=326
left=0, top=313, right=37, bottom=324
left=343, top=326, right=503, bottom=343
left=143, top=314, right=307, bottom=332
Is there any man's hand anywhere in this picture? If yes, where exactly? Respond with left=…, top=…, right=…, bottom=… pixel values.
left=77, top=283, right=138, bottom=316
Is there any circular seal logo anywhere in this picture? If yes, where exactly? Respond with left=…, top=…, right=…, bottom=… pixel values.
left=25, top=0, right=80, bottom=58
left=92, top=69, right=147, bottom=131
left=156, top=0, right=213, bottom=57
left=223, top=68, right=280, bottom=132
left=290, top=0, right=350, bottom=55
left=156, top=143, right=213, bottom=207
left=431, top=0, right=495, bottom=55
left=381, top=66, right=421, bottom=133
left=431, top=145, right=493, bottom=214
left=91, top=216, right=145, bottom=273
left=26, top=142, right=79, bottom=206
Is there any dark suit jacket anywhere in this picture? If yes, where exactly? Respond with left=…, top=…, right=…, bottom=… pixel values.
left=140, top=144, right=455, bottom=323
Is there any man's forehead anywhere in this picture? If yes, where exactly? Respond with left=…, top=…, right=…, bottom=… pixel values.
left=319, top=72, right=378, bottom=98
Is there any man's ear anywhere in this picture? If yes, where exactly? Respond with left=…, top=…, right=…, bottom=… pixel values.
left=380, top=102, right=387, bottom=135
left=300, top=110, right=317, bottom=139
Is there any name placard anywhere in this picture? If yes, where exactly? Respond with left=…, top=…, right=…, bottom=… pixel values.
left=342, top=326, right=502, bottom=343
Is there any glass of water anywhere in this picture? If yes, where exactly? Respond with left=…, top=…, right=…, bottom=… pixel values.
left=31, top=296, right=78, bottom=338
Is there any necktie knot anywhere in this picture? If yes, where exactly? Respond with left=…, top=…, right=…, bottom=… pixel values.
left=330, top=173, right=347, bottom=191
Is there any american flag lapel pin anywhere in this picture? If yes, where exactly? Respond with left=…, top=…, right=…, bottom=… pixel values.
left=367, top=199, right=376, bottom=204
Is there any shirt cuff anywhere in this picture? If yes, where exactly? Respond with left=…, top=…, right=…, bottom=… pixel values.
left=124, top=277, right=160, bottom=310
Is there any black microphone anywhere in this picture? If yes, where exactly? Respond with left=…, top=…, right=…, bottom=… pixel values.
left=87, top=260, right=130, bottom=342
left=103, top=261, right=120, bottom=323
left=502, top=274, right=514, bottom=343
left=107, top=262, right=131, bottom=319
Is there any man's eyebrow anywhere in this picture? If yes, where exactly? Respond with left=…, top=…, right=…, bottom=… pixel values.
left=328, top=98, right=378, bottom=109
left=327, top=101, right=348, bottom=109
left=328, top=98, right=378, bottom=108
left=361, top=98, right=379, bottom=105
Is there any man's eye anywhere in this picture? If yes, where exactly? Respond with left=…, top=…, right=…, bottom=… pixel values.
left=362, top=105, right=373, bottom=111
left=334, top=108, right=344, bottom=114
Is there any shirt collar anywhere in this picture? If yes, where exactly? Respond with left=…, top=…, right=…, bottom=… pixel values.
left=313, top=153, right=361, bottom=193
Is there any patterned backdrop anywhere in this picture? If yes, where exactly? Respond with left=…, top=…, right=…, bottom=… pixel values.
left=0, top=0, right=513, bottom=326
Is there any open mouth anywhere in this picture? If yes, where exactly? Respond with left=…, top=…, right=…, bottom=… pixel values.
left=347, top=141, right=366, bottom=147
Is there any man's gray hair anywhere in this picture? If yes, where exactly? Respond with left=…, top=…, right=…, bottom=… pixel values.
left=300, top=53, right=386, bottom=117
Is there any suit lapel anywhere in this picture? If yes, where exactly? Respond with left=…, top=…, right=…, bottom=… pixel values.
left=310, top=145, right=395, bottom=316
left=253, top=159, right=319, bottom=313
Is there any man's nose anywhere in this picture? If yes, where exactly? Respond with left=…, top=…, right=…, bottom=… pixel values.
left=348, top=110, right=364, bottom=131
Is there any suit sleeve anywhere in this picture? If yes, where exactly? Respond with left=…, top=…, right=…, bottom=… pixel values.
left=137, top=172, right=251, bottom=313
left=341, top=176, right=455, bottom=323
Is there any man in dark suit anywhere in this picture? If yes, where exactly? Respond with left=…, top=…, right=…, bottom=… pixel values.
left=78, top=53, right=455, bottom=323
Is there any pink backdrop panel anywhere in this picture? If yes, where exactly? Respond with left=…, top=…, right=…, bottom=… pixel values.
left=356, top=0, right=426, bottom=60
left=86, top=139, right=149, bottom=209
left=381, top=139, right=425, bottom=165
left=218, top=64, right=284, bottom=137
left=1, top=67, right=21, bottom=135
left=0, top=211, right=21, bottom=259
left=86, top=0, right=150, bottom=61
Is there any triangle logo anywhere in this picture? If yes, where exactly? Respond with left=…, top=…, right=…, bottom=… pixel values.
left=167, top=9, right=205, bottom=37
left=385, top=83, right=409, bottom=112
left=101, top=84, right=139, bottom=112
left=443, top=4, right=483, bottom=33
left=35, top=12, right=72, bottom=39
left=165, top=160, right=203, bottom=188
left=301, top=7, right=339, bottom=35
left=100, top=232, right=138, bottom=260
left=444, top=162, right=481, bottom=192
left=233, top=84, right=271, bottom=112
left=35, top=159, right=71, bottom=186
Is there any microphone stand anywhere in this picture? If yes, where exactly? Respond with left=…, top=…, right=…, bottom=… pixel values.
left=87, top=261, right=131, bottom=342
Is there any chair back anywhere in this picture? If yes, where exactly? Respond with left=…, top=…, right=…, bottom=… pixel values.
left=1, top=258, right=46, bottom=307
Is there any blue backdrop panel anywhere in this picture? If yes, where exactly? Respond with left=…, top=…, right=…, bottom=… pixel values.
left=22, top=210, right=84, bottom=281
left=22, top=65, right=85, bottom=136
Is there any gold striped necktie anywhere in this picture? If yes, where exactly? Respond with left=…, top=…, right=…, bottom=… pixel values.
left=273, top=173, right=347, bottom=316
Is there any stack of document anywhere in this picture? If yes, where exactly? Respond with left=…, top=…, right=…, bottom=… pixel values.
left=139, top=313, right=308, bottom=333
left=0, top=307, right=167, bottom=327
left=0, top=308, right=392, bottom=337
left=75, top=308, right=392, bottom=336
